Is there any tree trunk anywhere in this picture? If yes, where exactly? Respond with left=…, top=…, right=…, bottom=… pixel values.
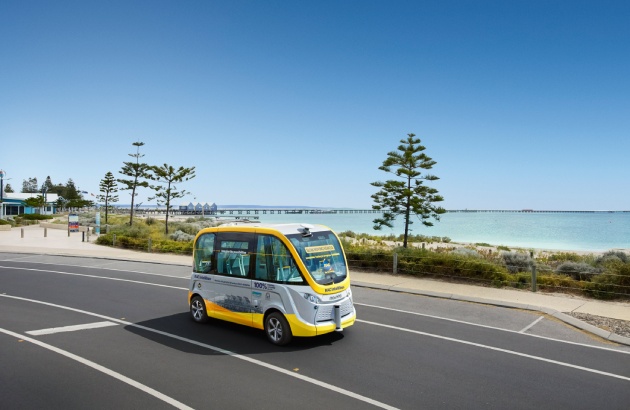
left=403, top=175, right=411, bottom=248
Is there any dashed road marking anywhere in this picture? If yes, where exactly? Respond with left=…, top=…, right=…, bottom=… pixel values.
left=26, top=321, right=118, bottom=335
left=519, top=316, right=544, bottom=333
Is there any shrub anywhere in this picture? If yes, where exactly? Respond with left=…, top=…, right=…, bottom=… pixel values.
left=497, top=245, right=510, bottom=251
left=170, top=230, right=195, bottom=242
left=586, top=260, right=630, bottom=299
left=451, top=248, right=482, bottom=258
left=547, top=252, right=584, bottom=263
left=152, top=240, right=193, bottom=255
left=596, top=250, right=629, bottom=265
left=109, top=223, right=151, bottom=238
left=0, top=219, right=11, bottom=225
left=556, top=262, right=599, bottom=280
left=339, top=230, right=356, bottom=238
left=501, top=252, right=532, bottom=273
left=19, top=214, right=54, bottom=221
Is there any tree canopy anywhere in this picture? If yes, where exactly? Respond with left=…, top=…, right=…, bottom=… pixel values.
left=98, top=171, right=119, bottom=224
left=371, top=133, right=446, bottom=248
left=148, top=163, right=196, bottom=234
left=118, top=141, right=150, bottom=226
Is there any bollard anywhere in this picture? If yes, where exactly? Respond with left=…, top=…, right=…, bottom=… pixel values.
left=82, top=231, right=85, bottom=242
left=530, top=251, right=537, bottom=292
left=44, top=227, right=47, bottom=237
left=86, top=226, right=90, bottom=241
left=393, top=252, right=398, bottom=275
left=113, top=234, right=116, bottom=246
left=148, top=238, right=152, bottom=253
left=21, top=228, right=24, bottom=238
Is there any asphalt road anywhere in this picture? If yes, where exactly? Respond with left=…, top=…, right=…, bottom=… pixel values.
left=1, top=253, right=630, bottom=409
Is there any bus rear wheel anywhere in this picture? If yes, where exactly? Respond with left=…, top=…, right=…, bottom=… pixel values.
left=265, top=312, right=292, bottom=346
left=190, top=295, right=209, bottom=323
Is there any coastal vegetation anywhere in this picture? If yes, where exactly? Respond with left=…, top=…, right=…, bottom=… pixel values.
left=94, top=215, right=217, bottom=254
left=86, top=214, right=630, bottom=301
left=341, top=240, right=630, bottom=300
left=371, top=133, right=446, bottom=248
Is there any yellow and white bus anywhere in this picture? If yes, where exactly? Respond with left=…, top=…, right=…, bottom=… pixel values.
left=189, top=223, right=356, bottom=345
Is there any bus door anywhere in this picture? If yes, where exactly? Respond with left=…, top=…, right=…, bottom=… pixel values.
left=252, top=234, right=306, bottom=326
left=192, top=232, right=217, bottom=312
left=211, top=232, right=254, bottom=327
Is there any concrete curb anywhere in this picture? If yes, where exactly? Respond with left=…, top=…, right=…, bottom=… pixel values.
left=352, top=280, right=630, bottom=347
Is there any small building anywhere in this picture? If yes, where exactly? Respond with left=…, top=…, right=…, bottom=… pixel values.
left=194, top=202, right=203, bottom=212
left=1, top=193, right=59, bottom=217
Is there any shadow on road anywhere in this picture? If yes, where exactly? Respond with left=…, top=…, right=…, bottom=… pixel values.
left=124, top=312, right=346, bottom=356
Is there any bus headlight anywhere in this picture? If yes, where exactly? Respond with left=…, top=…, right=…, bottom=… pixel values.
left=303, top=293, right=321, bottom=303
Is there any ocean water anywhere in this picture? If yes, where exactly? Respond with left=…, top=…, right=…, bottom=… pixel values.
left=226, top=211, right=629, bottom=252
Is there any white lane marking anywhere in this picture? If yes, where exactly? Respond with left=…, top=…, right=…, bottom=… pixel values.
left=0, top=255, right=39, bottom=262
left=0, top=265, right=186, bottom=290
left=3, top=264, right=625, bottom=355
left=355, top=302, right=630, bottom=355
left=0, top=294, right=399, bottom=410
left=26, top=321, right=118, bottom=336
left=356, top=319, right=630, bottom=382
left=0, top=261, right=188, bottom=279
left=519, top=316, right=545, bottom=334
left=0, top=327, right=193, bottom=410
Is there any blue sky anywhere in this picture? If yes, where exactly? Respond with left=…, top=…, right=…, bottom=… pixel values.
left=1, top=1, right=628, bottom=210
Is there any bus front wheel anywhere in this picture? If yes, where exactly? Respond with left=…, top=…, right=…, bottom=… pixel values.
left=265, top=312, right=292, bottom=346
left=190, top=296, right=209, bottom=323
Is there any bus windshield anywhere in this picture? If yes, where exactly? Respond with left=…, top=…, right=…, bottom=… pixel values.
left=287, top=230, right=348, bottom=286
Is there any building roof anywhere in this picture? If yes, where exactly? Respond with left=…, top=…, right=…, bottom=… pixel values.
left=3, top=193, right=60, bottom=202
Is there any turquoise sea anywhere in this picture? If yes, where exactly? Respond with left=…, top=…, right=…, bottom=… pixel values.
left=229, top=211, right=629, bottom=252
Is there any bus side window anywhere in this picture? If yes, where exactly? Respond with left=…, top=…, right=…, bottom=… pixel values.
left=194, top=233, right=215, bottom=273
left=255, top=235, right=304, bottom=284
left=255, top=235, right=272, bottom=281
left=217, top=239, right=251, bottom=277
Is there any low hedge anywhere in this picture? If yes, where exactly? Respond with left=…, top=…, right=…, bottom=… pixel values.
left=96, top=233, right=193, bottom=255
left=19, top=214, right=54, bottom=220
left=343, top=243, right=629, bottom=300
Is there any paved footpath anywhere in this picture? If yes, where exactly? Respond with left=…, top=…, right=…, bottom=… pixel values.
left=1, top=224, right=629, bottom=345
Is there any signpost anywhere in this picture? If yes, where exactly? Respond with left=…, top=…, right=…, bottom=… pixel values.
left=95, top=211, right=100, bottom=235
left=0, top=169, right=5, bottom=220
left=68, top=213, right=79, bottom=233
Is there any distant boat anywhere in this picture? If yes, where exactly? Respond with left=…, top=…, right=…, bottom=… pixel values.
left=285, top=210, right=303, bottom=214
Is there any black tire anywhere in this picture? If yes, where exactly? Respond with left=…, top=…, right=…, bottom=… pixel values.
left=190, top=295, right=209, bottom=323
left=264, top=312, right=292, bottom=346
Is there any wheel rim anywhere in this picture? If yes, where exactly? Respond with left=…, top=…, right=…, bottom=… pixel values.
left=191, top=299, right=204, bottom=320
left=267, top=317, right=283, bottom=342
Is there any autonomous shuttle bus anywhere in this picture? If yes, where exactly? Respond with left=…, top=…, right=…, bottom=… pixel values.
left=188, top=223, right=356, bottom=345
